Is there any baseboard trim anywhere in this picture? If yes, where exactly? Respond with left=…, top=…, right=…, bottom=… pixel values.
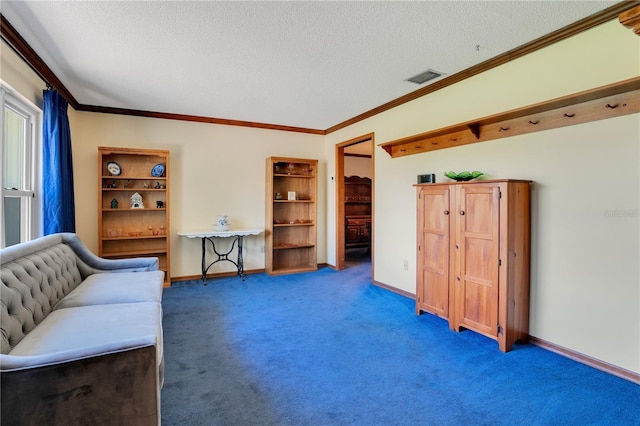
left=529, top=336, right=639, bottom=385
left=371, top=281, right=639, bottom=385
left=372, top=280, right=415, bottom=300
left=172, top=264, right=336, bottom=282
left=171, top=268, right=265, bottom=283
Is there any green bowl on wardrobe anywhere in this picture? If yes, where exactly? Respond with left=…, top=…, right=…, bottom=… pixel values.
left=444, top=171, right=484, bottom=181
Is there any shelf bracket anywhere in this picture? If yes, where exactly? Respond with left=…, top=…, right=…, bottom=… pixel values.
left=619, top=5, right=640, bottom=36
left=467, top=123, right=480, bottom=140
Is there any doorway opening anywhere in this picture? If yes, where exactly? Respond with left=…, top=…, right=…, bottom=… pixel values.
left=335, top=133, right=374, bottom=271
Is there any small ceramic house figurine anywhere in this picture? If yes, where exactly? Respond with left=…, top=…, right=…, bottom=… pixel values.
left=130, top=192, right=144, bottom=209
left=110, top=198, right=119, bottom=209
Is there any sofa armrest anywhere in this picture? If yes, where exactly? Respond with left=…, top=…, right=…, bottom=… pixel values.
left=1, top=337, right=160, bottom=425
left=59, top=232, right=159, bottom=275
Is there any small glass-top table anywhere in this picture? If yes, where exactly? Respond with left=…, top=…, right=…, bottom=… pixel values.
left=178, top=228, right=262, bottom=283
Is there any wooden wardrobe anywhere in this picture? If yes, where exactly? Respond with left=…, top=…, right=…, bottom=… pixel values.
left=415, top=179, right=531, bottom=352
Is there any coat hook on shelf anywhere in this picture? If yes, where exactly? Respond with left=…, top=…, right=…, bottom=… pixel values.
left=563, top=113, right=575, bottom=118
left=499, top=127, right=509, bottom=132
left=529, top=120, right=539, bottom=125
left=606, top=103, right=619, bottom=109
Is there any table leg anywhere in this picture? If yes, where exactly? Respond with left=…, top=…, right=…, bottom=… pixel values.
left=237, top=236, right=245, bottom=280
left=201, top=237, right=206, bottom=282
left=202, top=236, right=241, bottom=284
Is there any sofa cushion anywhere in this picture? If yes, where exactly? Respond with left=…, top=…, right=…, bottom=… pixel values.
left=0, top=244, right=83, bottom=354
left=9, top=303, right=163, bottom=366
left=54, top=271, right=165, bottom=310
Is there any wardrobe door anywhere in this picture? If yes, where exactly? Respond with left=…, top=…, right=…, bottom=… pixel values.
left=416, top=186, right=451, bottom=318
left=454, top=184, right=500, bottom=337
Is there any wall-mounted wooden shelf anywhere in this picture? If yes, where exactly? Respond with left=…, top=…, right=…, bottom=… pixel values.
left=379, top=77, right=640, bottom=158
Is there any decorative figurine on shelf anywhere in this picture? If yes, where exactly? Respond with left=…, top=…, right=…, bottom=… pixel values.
left=275, top=192, right=282, bottom=200
left=215, top=215, right=230, bottom=231
left=111, top=180, right=118, bottom=188
left=130, top=192, right=144, bottom=209
left=124, top=179, right=131, bottom=189
left=110, top=198, right=119, bottom=209
left=143, top=182, right=150, bottom=189
left=156, top=200, right=164, bottom=208
left=154, top=181, right=161, bottom=189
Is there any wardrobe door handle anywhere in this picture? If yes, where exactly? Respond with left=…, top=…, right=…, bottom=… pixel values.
left=459, top=210, right=465, bottom=215
left=444, top=210, right=450, bottom=215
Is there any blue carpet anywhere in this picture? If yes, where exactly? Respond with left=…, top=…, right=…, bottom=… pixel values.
left=161, top=263, right=639, bottom=425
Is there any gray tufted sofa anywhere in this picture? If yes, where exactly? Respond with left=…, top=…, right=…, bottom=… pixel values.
left=1, top=232, right=165, bottom=425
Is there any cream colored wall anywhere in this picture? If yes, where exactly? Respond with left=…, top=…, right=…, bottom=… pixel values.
left=345, top=156, right=372, bottom=178
left=326, top=20, right=640, bottom=373
left=3, top=19, right=639, bottom=374
left=2, top=39, right=327, bottom=280
left=71, top=113, right=326, bottom=278
left=1, top=42, right=45, bottom=108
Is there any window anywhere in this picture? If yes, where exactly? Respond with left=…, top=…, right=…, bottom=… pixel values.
left=1, top=82, right=41, bottom=248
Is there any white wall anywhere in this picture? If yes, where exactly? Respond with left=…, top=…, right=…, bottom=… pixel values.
left=325, top=20, right=640, bottom=373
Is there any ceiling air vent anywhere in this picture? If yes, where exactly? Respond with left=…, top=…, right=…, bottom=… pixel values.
left=405, top=69, right=444, bottom=85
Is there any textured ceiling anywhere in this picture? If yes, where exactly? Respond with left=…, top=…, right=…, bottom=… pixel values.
left=2, top=1, right=619, bottom=131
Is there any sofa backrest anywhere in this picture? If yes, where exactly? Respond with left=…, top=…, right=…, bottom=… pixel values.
left=1, top=235, right=83, bottom=354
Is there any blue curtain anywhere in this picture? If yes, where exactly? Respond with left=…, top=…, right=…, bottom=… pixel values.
left=43, top=89, right=76, bottom=234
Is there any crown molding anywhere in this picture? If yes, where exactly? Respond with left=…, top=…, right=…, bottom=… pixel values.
left=1, top=13, right=323, bottom=134
left=77, top=104, right=325, bottom=135
left=2, top=2, right=637, bottom=135
left=325, top=1, right=639, bottom=134
left=0, top=14, right=79, bottom=108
